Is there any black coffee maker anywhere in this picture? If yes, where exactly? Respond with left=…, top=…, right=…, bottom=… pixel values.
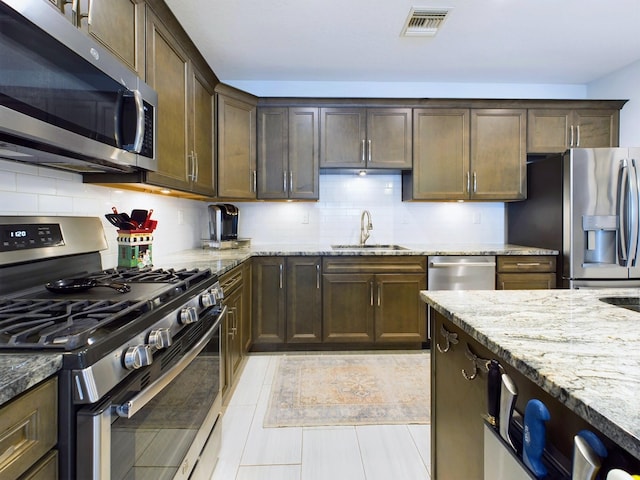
left=208, top=204, right=239, bottom=248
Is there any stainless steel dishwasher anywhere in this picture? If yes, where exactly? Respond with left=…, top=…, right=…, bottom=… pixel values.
left=427, top=255, right=496, bottom=290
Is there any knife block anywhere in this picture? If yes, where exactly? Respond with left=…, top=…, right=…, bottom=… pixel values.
left=117, top=231, right=153, bottom=268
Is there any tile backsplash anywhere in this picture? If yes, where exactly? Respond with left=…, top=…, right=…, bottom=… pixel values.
left=0, top=159, right=505, bottom=268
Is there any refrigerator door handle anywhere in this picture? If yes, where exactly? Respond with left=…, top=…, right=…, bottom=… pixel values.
left=618, top=160, right=630, bottom=265
left=630, top=159, right=640, bottom=266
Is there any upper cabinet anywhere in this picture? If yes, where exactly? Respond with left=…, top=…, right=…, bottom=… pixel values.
left=48, top=0, right=145, bottom=76
left=257, top=107, right=319, bottom=200
left=320, top=108, right=412, bottom=169
left=404, top=108, right=526, bottom=201
left=144, top=6, right=216, bottom=197
left=217, top=85, right=258, bottom=199
left=528, top=108, right=620, bottom=153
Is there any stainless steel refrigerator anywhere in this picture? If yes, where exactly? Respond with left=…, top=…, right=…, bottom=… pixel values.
left=507, top=147, right=640, bottom=288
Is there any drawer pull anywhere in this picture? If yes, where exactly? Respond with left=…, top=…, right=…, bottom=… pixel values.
left=516, top=262, right=542, bottom=267
left=436, top=325, right=459, bottom=353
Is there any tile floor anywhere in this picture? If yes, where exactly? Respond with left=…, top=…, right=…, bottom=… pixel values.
left=210, top=353, right=431, bottom=480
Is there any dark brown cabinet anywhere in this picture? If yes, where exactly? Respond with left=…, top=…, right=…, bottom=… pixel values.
left=257, top=107, right=319, bottom=200
left=217, top=85, right=258, bottom=199
left=496, top=255, right=557, bottom=290
left=220, top=266, right=245, bottom=402
left=47, top=0, right=145, bottom=76
left=320, top=108, right=412, bottom=169
left=404, top=108, right=526, bottom=201
left=252, top=257, right=322, bottom=345
left=322, top=257, right=426, bottom=344
left=527, top=108, right=620, bottom=153
left=144, top=7, right=216, bottom=196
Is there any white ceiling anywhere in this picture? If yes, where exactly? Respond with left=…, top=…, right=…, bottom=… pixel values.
left=164, top=0, right=640, bottom=87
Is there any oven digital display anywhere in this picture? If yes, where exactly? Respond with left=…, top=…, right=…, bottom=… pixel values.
left=0, top=224, right=65, bottom=251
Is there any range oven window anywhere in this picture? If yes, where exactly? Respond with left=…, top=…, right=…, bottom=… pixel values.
left=76, top=311, right=223, bottom=480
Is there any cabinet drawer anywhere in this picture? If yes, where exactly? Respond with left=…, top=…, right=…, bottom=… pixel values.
left=323, top=256, right=426, bottom=274
left=497, top=256, right=556, bottom=273
left=20, top=450, right=57, bottom=480
left=220, top=265, right=244, bottom=295
left=497, top=273, right=557, bottom=290
left=1, top=378, right=57, bottom=480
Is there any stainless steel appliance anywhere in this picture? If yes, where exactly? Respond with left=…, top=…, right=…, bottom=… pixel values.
left=207, top=204, right=242, bottom=249
left=0, top=0, right=157, bottom=173
left=427, top=256, right=497, bottom=291
left=508, top=148, right=640, bottom=288
left=0, top=216, right=225, bottom=479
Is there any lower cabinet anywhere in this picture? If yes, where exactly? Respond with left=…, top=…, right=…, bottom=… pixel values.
left=496, top=255, right=556, bottom=289
left=0, top=377, right=58, bottom=480
left=322, top=257, right=427, bottom=345
left=252, top=256, right=322, bottom=346
left=220, top=265, right=245, bottom=402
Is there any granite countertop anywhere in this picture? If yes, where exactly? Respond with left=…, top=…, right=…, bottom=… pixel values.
left=155, top=243, right=557, bottom=275
left=0, top=354, right=63, bottom=406
left=420, top=288, right=640, bottom=460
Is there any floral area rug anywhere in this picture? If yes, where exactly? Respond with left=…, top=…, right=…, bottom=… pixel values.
left=263, top=353, right=430, bottom=427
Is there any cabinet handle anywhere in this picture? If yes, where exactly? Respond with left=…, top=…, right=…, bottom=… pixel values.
left=253, top=170, right=257, bottom=193
left=283, top=171, right=287, bottom=193
left=473, top=171, right=477, bottom=193
left=316, top=264, right=320, bottom=289
left=576, top=125, right=581, bottom=147
left=436, top=324, right=458, bottom=353
left=377, top=282, right=381, bottom=306
left=186, top=151, right=194, bottom=180
left=462, top=343, right=491, bottom=381
left=516, top=262, right=542, bottom=267
left=279, top=263, right=283, bottom=289
left=570, top=125, right=574, bottom=147
left=193, top=152, right=199, bottom=182
left=71, top=0, right=88, bottom=26
left=368, top=139, right=372, bottom=163
left=227, top=308, right=236, bottom=338
left=466, top=171, right=470, bottom=193
left=289, top=171, right=293, bottom=193
left=370, top=281, right=374, bottom=306
left=361, top=139, right=366, bottom=163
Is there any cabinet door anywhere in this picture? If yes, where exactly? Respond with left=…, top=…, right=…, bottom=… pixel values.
left=79, top=0, right=145, bottom=76
left=190, top=65, right=216, bottom=196
left=375, top=273, right=426, bottom=343
left=286, top=257, right=322, bottom=343
left=217, top=94, right=257, bottom=198
left=322, top=273, right=375, bottom=343
left=527, top=109, right=572, bottom=153
left=320, top=108, right=367, bottom=168
left=366, top=108, right=412, bottom=169
left=252, top=258, right=286, bottom=344
left=257, top=108, right=288, bottom=199
left=144, top=9, right=191, bottom=191
left=241, top=261, right=252, bottom=353
left=225, top=283, right=243, bottom=388
left=404, top=108, right=469, bottom=200
left=289, top=107, right=319, bottom=199
left=471, top=109, right=526, bottom=200
left=573, top=109, right=619, bottom=148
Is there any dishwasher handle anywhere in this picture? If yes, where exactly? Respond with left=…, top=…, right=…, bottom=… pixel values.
left=430, top=261, right=497, bottom=268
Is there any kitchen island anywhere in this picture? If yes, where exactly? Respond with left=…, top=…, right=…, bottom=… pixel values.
left=421, top=288, right=640, bottom=478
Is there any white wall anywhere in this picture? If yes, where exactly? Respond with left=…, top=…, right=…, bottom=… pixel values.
left=0, top=159, right=206, bottom=268
left=588, top=59, right=640, bottom=146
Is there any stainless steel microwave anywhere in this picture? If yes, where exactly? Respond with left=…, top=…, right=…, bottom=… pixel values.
left=0, top=0, right=157, bottom=173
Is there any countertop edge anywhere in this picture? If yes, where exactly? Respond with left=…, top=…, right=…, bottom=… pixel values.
left=0, top=354, right=63, bottom=407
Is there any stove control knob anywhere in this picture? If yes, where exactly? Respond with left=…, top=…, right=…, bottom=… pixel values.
left=213, top=286, right=224, bottom=301
left=179, top=306, right=198, bottom=324
left=123, top=345, right=153, bottom=370
left=148, top=328, right=172, bottom=350
left=200, top=291, right=217, bottom=308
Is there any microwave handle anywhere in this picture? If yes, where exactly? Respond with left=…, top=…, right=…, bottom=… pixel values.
left=113, top=89, right=145, bottom=153
left=131, top=89, right=145, bottom=153
left=114, top=306, right=225, bottom=419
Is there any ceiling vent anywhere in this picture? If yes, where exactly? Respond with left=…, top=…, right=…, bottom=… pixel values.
left=401, top=7, right=451, bottom=37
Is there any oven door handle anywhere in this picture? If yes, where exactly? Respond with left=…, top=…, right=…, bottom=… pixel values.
left=114, top=305, right=226, bottom=419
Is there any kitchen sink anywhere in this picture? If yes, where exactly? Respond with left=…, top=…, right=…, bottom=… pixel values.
left=599, top=296, right=640, bottom=313
left=331, top=244, right=409, bottom=251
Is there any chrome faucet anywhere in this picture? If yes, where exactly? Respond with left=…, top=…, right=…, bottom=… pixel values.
left=360, top=210, right=373, bottom=245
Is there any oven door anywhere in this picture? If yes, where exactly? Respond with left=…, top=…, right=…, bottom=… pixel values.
left=76, top=306, right=225, bottom=480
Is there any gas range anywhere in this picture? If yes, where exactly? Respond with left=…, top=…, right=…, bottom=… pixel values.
left=0, top=216, right=226, bottom=479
